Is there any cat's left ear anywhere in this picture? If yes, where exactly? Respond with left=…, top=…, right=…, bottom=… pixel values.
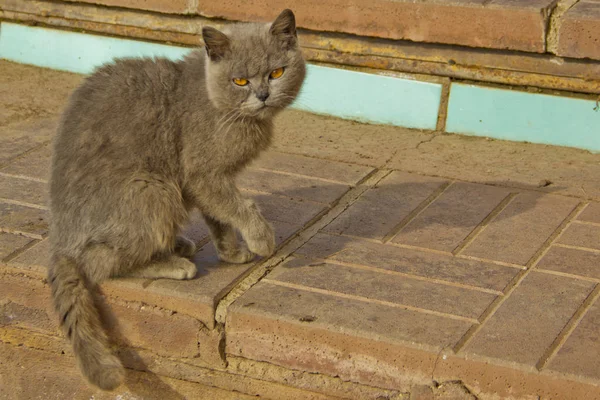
left=203, top=26, right=230, bottom=61
left=269, top=9, right=298, bottom=49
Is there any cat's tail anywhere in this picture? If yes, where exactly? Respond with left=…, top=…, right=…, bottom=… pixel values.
left=49, top=254, right=124, bottom=390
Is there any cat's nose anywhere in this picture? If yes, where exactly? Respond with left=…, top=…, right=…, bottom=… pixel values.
left=256, top=91, right=269, bottom=102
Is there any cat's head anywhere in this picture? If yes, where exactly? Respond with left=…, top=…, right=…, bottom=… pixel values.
left=202, top=9, right=306, bottom=119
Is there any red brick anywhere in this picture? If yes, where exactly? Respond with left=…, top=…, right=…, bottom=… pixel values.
left=537, top=246, right=600, bottom=280
left=251, top=151, right=374, bottom=186
left=579, top=202, right=600, bottom=223
left=227, top=281, right=471, bottom=389
left=549, top=299, right=600, bottom=379
left=0, top=174, right=48, bottom=207
left=249, top=190, right=326, bottom=226
left=464, top=272, right=595, bottom=366
left=0, top=202, right=48, bottom=239
left=0, top=232, right=34, bottom=261
left=557, top=1, right=600, bottom=61
left=196, top=0, right=554, bottom=52
left=0, top=143, right=52, bottom=182
left=557, top=222, right=600, bottom=251
left=238, top=168, right=350, bottom=205
left=269, top=259, right=496, bottom=320
left=392, top=182, right=510, bottom=252
left=463, top=192, right=579, bottom=265
left=295, top=233, right=520, bottom=292
left=9, top=238, right=50, bottom=274
left=64, top=0, right=190, bottom=14
left=324, top=171, right=447, bottom=241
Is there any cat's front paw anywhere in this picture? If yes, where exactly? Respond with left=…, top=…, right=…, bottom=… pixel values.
left=174, top=235, right=197, bottom=258
left=218, top=244, right=255, bottom=264
left=245, top=222, right=275, bottom=257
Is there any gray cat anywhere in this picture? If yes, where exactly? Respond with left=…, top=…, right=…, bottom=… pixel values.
left=48, top=9, right=305, bottom=390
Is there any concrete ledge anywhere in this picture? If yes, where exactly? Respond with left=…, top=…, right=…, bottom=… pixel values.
left=1, top=22, right=598, bottom=152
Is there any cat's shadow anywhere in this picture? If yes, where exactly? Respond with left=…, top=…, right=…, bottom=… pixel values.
left=93, top=287, right=187, bottom=399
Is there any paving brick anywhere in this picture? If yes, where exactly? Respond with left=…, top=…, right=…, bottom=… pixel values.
left=270, top=259, right=496, bottom=320
left=181, top=209, right=211, bottom=246
left=9, top=238, right=50, bottom=274
left=0, top=232, right=34, bottom=261
left=0, top=343, right=255, bottom=400
left=324, top=171, right=447, bottom=241
left=579, top=202, right=600, bottom=223
left=227, top=281, right=471, bottom=390
left=549, top=299, right=600, bottom=380
left=0, top=174, right=48, bottom=207
left=537, top=246, right=600, bottom=280
left=0, top=201, right=48, bottom=238
left=295, top=233, right=520, bottom=292
left=392, top=182, right=510, bottom=252
left=238, top=168, right=350, bottom=204
left=557, top=1, right=600, bottom=61
left=0, top=118, right=57, bottom=166
left=249, top=190, right=326, bottom=226
left=464, top=272, right=595, bottom=366
left=463, top=192, right=579, bottom=265
left=0, top=143, right=52, bottom=181
left=68, top=0, right=190, bottom=14
left=251, top=151, right=374, bottom=185
left=197, top=0, right=554, bottom=52
left=557, top=222, right=600, bottom=251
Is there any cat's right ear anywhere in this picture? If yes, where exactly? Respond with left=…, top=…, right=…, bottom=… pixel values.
left=202, top=27, right=230, bottom=61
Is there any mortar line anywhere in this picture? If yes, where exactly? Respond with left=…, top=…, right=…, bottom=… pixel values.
left=239, top=188, right=328, bottom=206
left=249, top=166, right=359, bottom=187
left=0, top=198, right=49, bottom=210
left=213, top=169, right=391, bottom=325
left=553, top=243, right=600, bottom=254
left=536, top=283, right=600, bottom=371
left=536, top=268, right=600, bottom=283
left=0, top=172, right=48, bottom=183
left=382, top=181, right=453, bottom=243
left=263, top=278, right=480, bottom=324
left=453, top=202, right=587, bottom=353
left=0, top=228, right=44, bottom=240
left=435, top=79, right=451, bottom=132
left=295, top=257, right=503, bottom=295
left=1, top=238, right=40, bottom=263
left=0, top=141, right=50, bottom=170
left=452, top=192, right=518, bottom=256
left=454, top=254, right=525, bottom=269
left=570, top=219, right=600, bottom=228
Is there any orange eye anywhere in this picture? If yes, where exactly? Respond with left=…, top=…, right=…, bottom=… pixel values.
left=270, top=68, right=284, bottom=79
left=233, top=78, right=249, bottom=86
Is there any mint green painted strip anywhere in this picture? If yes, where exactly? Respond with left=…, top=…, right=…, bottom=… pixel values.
left=293, top=66, right=442, bottom=130
left=446, top=83, right=600, bottom=152
left=0, top=22, right=188, bottom=73
left=0, top=22, right=442, bottom=130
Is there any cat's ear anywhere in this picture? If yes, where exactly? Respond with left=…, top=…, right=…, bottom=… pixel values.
left=269, top=9, right=298, bottom=49
left=202, top=27, right=230, bottom=61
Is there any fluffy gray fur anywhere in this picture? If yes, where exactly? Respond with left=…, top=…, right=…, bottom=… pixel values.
left=48, top=9, right=305, bottom=390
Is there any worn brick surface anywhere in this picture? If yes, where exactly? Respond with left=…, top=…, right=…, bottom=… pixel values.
left=0, top=143, right=52, bottom=181
left=537, top=246, right=600, bottom=280
left=549, top=299, right=600, bottom=380
left=196, top=0, right=555, bottom=52
left=0, top=201, right=48, bottom=238
left=392, top=182, right=510, bottom=252
left=557, top=1, right=600, bottom=61
left=270, top=259, right=496, bottom=320
left=251, top=151, right=374, bottom=186
left=0, top=343, right=255, bottom=400
left=65, top=0, right=190, bottom=14
left=0, top=232, right=33, bottom=261
left=462, top=192, right=579, bottom=265
left=0, top=118, right=57, bottom=166
left=324, top=171, right=447, bottom=240
left=579, top=202, right=600, bottom=223
left=557, top=222, right=600, bottom=251
left=0, top=174, right=48, bottom=207
left=464, top=272, right=595, bottom=366
left=238, top=168, right=350, bottom=204
left=295, top=233, right=520, bottom=292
